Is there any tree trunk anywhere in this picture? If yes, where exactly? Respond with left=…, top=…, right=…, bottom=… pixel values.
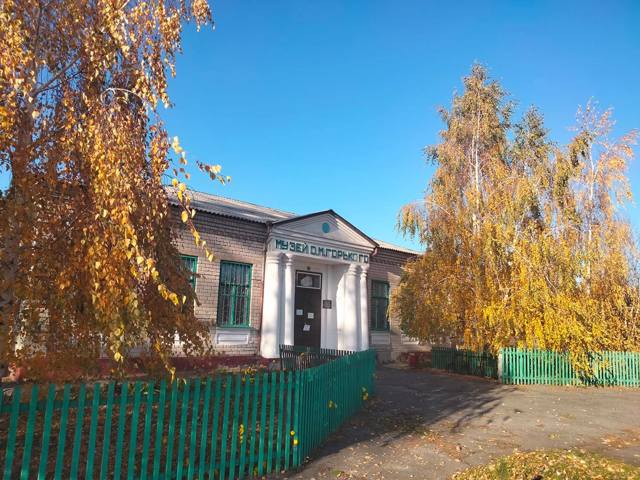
left=0, top=107, right=33, bottom=366
left=585, top=144, right=596, bottom=294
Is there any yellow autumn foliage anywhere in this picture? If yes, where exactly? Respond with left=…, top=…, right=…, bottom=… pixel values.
left=0, top=0, right=221, bottom=380
left=394, top=66, right=640, bottom=371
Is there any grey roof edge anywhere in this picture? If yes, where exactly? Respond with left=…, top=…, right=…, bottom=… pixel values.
left=166, top=186, right=295, bottom=223
left=165, top=185, right=420, bottom=255
left=373, top=239, right=421, bottom=256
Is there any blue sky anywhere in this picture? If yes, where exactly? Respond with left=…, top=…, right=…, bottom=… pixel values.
left=164, top=0, right=640, bottom=249
left=4, top=1, right=639, bottom=250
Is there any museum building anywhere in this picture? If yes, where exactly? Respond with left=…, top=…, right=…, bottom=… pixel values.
left=171, top=189, right=427, bottom=362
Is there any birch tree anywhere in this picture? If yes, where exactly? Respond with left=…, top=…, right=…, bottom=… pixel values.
left=0, top=0, right=223, bottom=380
left=394, top=66, right=639, bottom=365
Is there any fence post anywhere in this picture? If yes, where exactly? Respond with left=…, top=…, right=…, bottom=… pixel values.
left=497, top=349, right=503, bottom=383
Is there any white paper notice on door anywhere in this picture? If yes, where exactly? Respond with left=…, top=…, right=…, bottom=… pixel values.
left=303, top=324, right=311, bottom=331
left=307, top=312, right=314, bottom=319
left=296, top=309, right=303, bottom=316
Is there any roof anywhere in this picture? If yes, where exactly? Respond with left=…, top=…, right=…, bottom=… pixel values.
left=374, top=238, right=421, bottom=256
left=167, top=186, right=419, bottom=255
left=273, top=209, right=378, bottom=248
left=167, top=187, right=295, bottom=223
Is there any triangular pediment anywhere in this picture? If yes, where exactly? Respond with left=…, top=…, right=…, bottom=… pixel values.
left=271, top=210, right=377, bottom=251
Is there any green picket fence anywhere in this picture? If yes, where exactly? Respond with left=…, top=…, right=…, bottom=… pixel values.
left=0, top=349, right=376, bottom=479
left=279, top=345, right=352, bottom=371
left=295, top=349, right=375, bottom=461
left=501, top=348, right=640, bottom=387
left=431, top=347, right=498, bottom=379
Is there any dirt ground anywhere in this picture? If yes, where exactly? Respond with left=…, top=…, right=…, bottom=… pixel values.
left=279, top=365, right=640, bottom=479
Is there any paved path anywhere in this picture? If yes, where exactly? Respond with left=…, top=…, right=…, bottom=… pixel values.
left=280, top=365, right=640, bottom=479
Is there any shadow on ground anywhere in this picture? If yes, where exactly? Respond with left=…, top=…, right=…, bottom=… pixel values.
left=325, top=365, right=509, bottom=449
left=277, top=365, right=511, bottom=479
left=276, top=365, right=640, bottom=480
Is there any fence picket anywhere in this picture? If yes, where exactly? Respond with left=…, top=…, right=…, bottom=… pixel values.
left=239, top=373, right=251, bottom=477
left=248, top=373, right=260, bottom=478
left=284, top=371, right=293, bottom=471
left=219, top=375, right=233, bottom=480
left=257, top=373, right=268, bottom=477
left=292, top=371, right=301, bottom=467
left=164, top=380, right=180, bottom=478
left=140, top=380, right=155, bottom=479
left=37, top=384, right=56, bottom=480
left=298, top=371, right=307, bottom=462
left=3, top=386, right=21, bottom=480
left=152, top=379, right=167, bottom=480
left=69, top=384, right=86, bottom=479
left=53, top=385, right=70, bottom=480
left=99, top=382, right=116, bottom=480
left=187, top=379, right=201, bottom=480
left=175, top=379, right=191, bottom=480
left=208, top=377, right=222, bottom=478
left=20, top=385, right=39, bottom=479
left=228, top=374, right=242, bottom=478
left=266, top=372, right=277, bottom=474
left=85, top=383, right=101, bottom=479
left=275, top=370, right=285, bottom=472
left=198, top=378, right=212, bottom=480
left=113, top=382, right=129, bottom=480
left=0, top=348, right=376, bottom=480
left=126, top=381, right=143, bottom=480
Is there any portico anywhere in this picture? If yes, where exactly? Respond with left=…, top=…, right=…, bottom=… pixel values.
left=260, top=211, right=377, bottom=358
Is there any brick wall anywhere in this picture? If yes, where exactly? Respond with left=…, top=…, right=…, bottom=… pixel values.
left=369, top=248, right=430, bottom=361
left=172, top=207, right=267, bottom=356
left=172, top=206, right=428, bottom=361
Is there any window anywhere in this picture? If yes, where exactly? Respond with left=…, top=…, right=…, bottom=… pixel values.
left=180, top=255, right=198, bottom=290
left=370, top=280, right=390, bottom=331
left=296, top=271, right=321, bottom=289
left=217, top=261, right=252, bottom=326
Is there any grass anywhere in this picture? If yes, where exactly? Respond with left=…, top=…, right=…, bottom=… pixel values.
left=452, top=449, right=640, bottom=480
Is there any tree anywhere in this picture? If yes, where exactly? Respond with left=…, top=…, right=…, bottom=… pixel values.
left=394, top=65, right=639, bottom=367
left=0, top=0, right=224, bottom=380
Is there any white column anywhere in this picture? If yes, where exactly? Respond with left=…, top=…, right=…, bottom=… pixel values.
left=283, top=254, right=295, bottom=347
left=354, top=266, right=362, bottom=351
left=343, top=264, right=360, bottom=351
left=325, top=265, right=339, bottom=349
left=260, top=253, right=283, bottom=358
left=359, top=265, right=369, bottom=351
